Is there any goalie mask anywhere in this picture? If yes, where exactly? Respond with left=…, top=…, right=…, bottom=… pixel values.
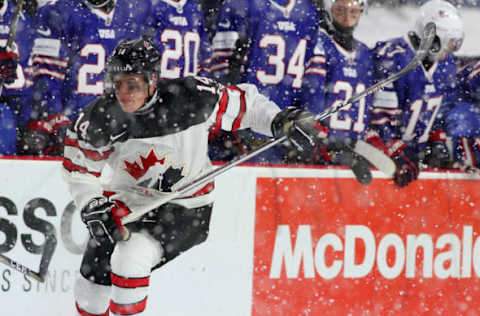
left=414, top=0, right=464, bottom=61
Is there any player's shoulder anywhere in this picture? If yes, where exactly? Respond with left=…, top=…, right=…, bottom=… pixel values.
left=221, top=0, right=251, bottom=16
left=312, top=28, right=332, bottom=55
left=155, top=76, right=221, bottom=125
left=372, top=37, right=411, bottom=59
left=437, top=54, right=458, bottom=82
left=36, top=0, right=80, bottom=23
left=159, top=76, right=221, bottom=106
left=440, top=54, right=458, bottom=71
left=72, top=95, right=125, bottom=146
left=37, top=0, right=78, bottom=12
left=354, top=40, right=372, bottom=54
left=353, top=41, right=374, bottom=65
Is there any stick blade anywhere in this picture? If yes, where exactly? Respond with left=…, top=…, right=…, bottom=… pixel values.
left=0, top=253, right=46, bottom=282
left=353, top=140, right=396, bottom=177
left=417, top=22, right=437, bottom=59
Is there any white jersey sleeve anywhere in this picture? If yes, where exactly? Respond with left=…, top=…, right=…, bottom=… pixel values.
left=208, top=82, right=281, bottom=137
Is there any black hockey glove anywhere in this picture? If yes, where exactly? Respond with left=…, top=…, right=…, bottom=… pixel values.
left=23, top=114, right=71, bottom=156
left=81, top=197, right=129, bottom=245
left=0, top=47, right=18, bottom=84
left=387, top=140, right=420, bottom=187
left=366, top=132, right=419, bottom=187
left=272, top=107, right=373, bottom=184
left=422, top=130, right=451, bottom=169
left=22, top=119, right=55, bottom=155
left=271, top=107, right=330, bottom=161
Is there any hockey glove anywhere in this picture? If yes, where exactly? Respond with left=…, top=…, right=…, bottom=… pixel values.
left=366, top=132, right=419, bottom=187
left=81, top=196, right=130, bottom=245
left=272, top=107, right=372, bottom=184
left=23, top=114, right=71, bottom=156
left=48, top=113, right=71, bottom=155
left=23, top=119, right=54, bottom=155
left=391, top=143, right=420, bottom=187
left=271, top=107, right=330, bottom=162
left=422, top=130, right=451, bottom=169
left=0, top=47, right=18, bottom=84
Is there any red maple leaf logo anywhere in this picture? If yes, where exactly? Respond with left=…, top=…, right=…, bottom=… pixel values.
left=124, top=148, right=165, bottom=180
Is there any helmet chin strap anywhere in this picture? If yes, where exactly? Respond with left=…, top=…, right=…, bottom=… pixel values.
left=133, top=88, right=158, bottom=115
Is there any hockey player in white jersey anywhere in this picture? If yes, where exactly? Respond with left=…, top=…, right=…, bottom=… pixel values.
left=63, top=38, right=373, bottom=316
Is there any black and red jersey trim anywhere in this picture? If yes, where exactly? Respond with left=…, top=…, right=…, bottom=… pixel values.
left=63, top=158, right=101, bottom=177
left=65, top=137, right=114, bottom=161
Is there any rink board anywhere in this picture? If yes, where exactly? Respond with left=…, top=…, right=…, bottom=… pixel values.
left=0, top=158, right=480, bottom=315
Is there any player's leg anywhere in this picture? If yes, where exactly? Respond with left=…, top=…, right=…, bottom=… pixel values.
left=74, top=239, right=115, bottom=316
left=109, top=232, right=163, bottom=316
left=109, top=203, right=213, bottom=315
left=0, top=103, right=17, bottom=155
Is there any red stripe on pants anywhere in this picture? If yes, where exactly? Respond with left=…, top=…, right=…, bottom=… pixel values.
left=110, top=297, right=147, bottom=315
left=76, top=302, right=109, bottom=316
left=111, top=273, right=150, bottom=288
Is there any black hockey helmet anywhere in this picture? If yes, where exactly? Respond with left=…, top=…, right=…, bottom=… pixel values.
left=105, top=37, right=161, bottom=91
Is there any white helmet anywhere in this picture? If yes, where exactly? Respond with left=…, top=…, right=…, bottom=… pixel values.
left=414, top=0, right=464, bottom=60
left=323, top=0, right=367, bottom=25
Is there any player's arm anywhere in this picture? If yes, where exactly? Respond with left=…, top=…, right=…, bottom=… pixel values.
left=24, top=4, right=71, bottom=155
left=300, top=31, right=328, bottom=114
left=62, top=99, right=113, bottom=213
left=467, top=61, right=480, bottom=100
left=443, top=61, right=480, bottom=169
left=197, top=11, right=214, bottom=78
left=210, top=0, right=249, bottom=84
left=370, top=41, right=406, bottom=141
left=422, top=58, right=458, bottom=168
left=366, top=42, right=420, bottom=186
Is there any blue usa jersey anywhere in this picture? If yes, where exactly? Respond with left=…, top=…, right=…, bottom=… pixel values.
left=457, top=59, right=480, bottom=104
left=0, top=1, right=36, bottom=154
left=148, top=0, right=212, bottom=79
left=30, top=0, right=151, bottom=120
left=0, top=2, right=35, bottom=97
left=301, top=29, right=374, bottom=140
left=0, top=1, right=35, bottom=121
left=445, top=59, right=480, bottom=167
left=211, top=0, right=319, bottom=109
left=371, top=36, right=457, bottom=152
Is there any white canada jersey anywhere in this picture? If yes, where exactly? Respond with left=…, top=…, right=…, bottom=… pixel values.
left=62, top=76, right=281, bottom=215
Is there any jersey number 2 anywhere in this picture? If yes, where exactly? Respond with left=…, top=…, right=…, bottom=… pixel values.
left=329, top=81, right=367, bottom=133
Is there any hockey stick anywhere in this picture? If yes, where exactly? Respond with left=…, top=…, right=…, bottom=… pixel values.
left=0, top=224, right=56, bottom=283
left=315, top=21, right=436, bottom=125
left=117, top=22, right=437, bottom=232
left=119, top=139, right=394, bottom=228
left=0, top=0, right=24, bottom=95
left=0, top=254, right=45, bottom=282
